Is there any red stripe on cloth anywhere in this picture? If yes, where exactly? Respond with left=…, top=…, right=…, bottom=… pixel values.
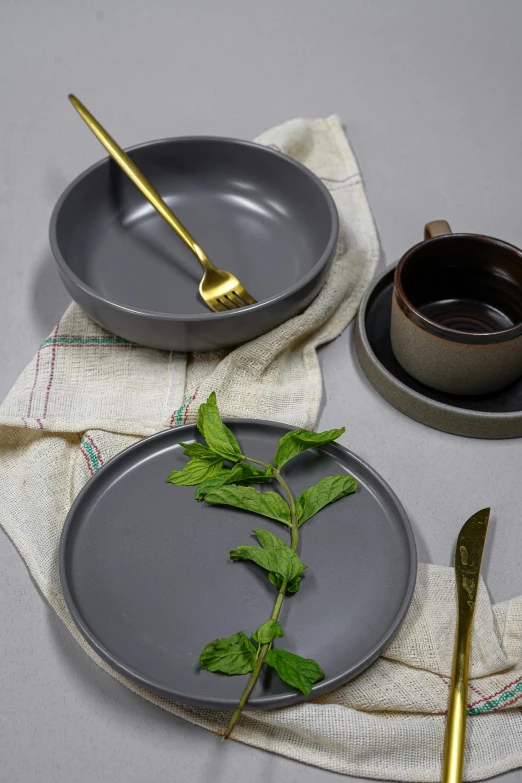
left=490, top=689, right=522, bottom=712
left=46, top=334, right=127, bottom=339
left=435, top=671, right=487, bottom=704
left=468, top=674, right=522, bottom=709
left=80, top=446, right=95, bottom=476
left=45, top=343, right=138, bottom=349
left=266, top=143, right=360, bottom=187
left=183, top=387, right=200, bottom=424
left=27, top=349, right=41, bottom=418
left=328, top=178, right=361, bottom=191
left=320, top=173, right=361, bottom=184
left=84, top=434, right=104, bottom=466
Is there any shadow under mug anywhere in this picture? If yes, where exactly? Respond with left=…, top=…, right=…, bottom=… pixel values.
left=390, top=220, right=522, bottom=395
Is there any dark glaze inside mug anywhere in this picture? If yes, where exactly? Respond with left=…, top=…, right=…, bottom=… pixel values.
left=397, top=232, right=522, bottom=343
left=391, top=221, right=522, bottom=395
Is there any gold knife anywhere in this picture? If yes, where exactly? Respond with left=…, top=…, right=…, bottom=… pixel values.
left=442, top=508, right=490, bottom=783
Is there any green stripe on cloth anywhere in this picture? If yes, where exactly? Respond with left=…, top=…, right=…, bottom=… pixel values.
left=81, top=437, right=101, bottom=472
left=42, top=336, right=134, bottom=347
left=469, top=678, right=522, bottom=715
left=174, top=398, right=189, bottom=426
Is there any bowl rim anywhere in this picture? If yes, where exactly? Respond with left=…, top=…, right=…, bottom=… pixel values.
left=49, top=135, right=339, bottom=322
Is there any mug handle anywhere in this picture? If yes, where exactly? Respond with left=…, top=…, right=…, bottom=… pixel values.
left=424, top=220, right=452, bottom=239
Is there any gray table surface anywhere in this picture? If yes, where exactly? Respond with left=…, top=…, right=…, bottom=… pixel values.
left=2, top=1, right=522, bottom=781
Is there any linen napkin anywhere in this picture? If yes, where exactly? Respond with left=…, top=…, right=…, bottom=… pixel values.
left=2, top=116, right=522, bottom=781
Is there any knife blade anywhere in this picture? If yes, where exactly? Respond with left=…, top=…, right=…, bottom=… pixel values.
left=442, top=507, right=490, bottom=783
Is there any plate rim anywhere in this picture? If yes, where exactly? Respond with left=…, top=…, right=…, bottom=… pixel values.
left=49, top=136, right=339, bottom=322
left=59, top=420, right=417, bottom=710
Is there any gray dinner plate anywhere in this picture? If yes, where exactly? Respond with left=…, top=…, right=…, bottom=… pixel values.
left=60, top=421, right=416, bottom=710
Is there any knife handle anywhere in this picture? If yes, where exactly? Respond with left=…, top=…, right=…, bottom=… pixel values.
left=442, top=620, right=470, bottom=783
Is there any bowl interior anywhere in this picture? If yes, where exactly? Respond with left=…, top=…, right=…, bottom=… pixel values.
left=52, top=138, right=335, bottom=315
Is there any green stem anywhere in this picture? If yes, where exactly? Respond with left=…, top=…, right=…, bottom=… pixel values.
left=222, top=584, right=286, bottom=740
left=223, top=457, right=298, bottom=740
left=273, top=469, right=299, bottom=551
left=243, top=456, right=269, bottom=470
left=242, top=457, right=298, bottom=549
left=271, top=588, right=286, bottom=619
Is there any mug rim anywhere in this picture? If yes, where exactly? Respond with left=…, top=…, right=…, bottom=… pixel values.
left=394, top=233, right=522, bottom=345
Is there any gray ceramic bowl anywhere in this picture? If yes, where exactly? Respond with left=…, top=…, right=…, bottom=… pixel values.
left=49, top=137, right=339, bottom=352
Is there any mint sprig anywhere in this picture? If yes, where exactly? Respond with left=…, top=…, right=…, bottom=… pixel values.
left=166, top=392, right=357, bottom=739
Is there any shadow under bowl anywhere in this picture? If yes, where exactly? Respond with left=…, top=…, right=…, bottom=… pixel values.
left=49, top=137, right=339, bottom=352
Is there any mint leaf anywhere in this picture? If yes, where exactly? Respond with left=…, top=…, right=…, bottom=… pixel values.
left=199, top=631, right=256, bottom=675
left=195, top=464, right=270, bottom=500
left=273, top=427, right=345, bottom=469
left=230, top=536, right=306, bottom=584
left=230, top=544, right=273, bottom=570
left=296, top=474, right=358, bottom=527
left=179, top=441, right=216, bottom=460
left=223, top=464, right=270, bottom=485
left=196, top=392, right=243, bottom=462
left=252, top=619, right=284, bottom=645
left=195, top=472, right=231, bottom=499
left=166, top=456, right=224, bottom=486
left=251, top=529, right=304, bottom=593
left=253, top=528, right=287, bottom=550
left=265, top=648, right=324, bottom=695
left=203, top=486, right=291, bottom=526
left=268, top=571, right=303, bottom=593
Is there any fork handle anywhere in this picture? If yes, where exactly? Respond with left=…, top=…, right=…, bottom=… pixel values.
left=69, top=94, right=213, bottom=272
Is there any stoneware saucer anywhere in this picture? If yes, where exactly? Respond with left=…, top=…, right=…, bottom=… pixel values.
left=355, top=267, right=522, bottom=439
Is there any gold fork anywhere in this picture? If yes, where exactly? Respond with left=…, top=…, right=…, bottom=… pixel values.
left=68, top=95, right=256, bottom=312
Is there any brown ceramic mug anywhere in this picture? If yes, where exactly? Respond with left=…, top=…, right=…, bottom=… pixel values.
left=390, top=221, right=522, bottom=395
